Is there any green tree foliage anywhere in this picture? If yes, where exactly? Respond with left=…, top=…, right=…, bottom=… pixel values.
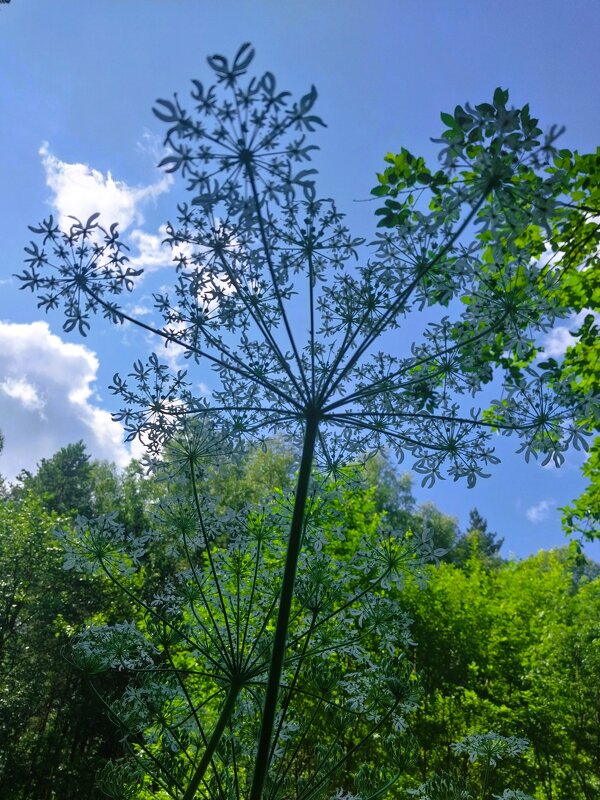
left=15, top=441, right=163, bottom=534
left=409, top=732, right=534, bottom=800
left=0, top=442, right=168, bottom=799
left=363, top=451, right=416, bottom=522
left=60, top=456, right=429, bottom=800
left=0, top=492, right=128, bottom=799
left=363, top=451, right=459, bottom=556
left=562, top=439, right=600, bottom=539
left=15, top=441, right=95, bottom=517
left=0, top=431, right=6, bottom=498
left=538, top=148, right=600, bottom=541
left=401, top=545, right=600, bottom=799
left=4, top=438, right=600, bottom=798
left=449, top=509, right=504, bottom=567
left=17, top=44, right=599, bottom=800
left=202, top=439, right=295, bottom=511
left=548, top=149, right=600, bottom=318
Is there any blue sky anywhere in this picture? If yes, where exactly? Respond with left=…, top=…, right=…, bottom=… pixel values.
left=0, top=0, right=598, bottom=558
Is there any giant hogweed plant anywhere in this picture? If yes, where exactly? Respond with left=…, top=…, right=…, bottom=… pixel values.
left=19, top=43, right=598, bottom=799
left=409, top=732, right=535, bottom=800
left=63, top=470, right=424, bottom=800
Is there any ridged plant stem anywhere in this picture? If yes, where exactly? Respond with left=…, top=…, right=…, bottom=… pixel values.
left=249, top=412, right=319, bottom=800
left=181, top=683, right=240, bottom=800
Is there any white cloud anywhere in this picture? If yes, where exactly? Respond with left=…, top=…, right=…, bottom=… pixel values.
left=127, top=225, right=193, bottom=273
left=128, top=228, right=172, bottom=269
left=127, top=303, right=152, bottom=318
left=0, top=321, right=141, bottom=481
left=38, top=145, right=196, bottom=281
left=543, top=310, right=600, bottom=358
left=39, top=143, right=172, bottom=233
left=0, top=377, right=46, bottom=413
left=526, top=499, right=555, bottom=524
left=136, top=130, right=166, bottom=163
left=543, top=325, right=576, bottom=358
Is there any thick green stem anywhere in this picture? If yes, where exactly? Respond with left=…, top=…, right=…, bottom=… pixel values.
left=181, top=683, right=240, bottom=800
left=249, top=413, right=319, bottom=800
left=481, top=757, right=490, bottom=800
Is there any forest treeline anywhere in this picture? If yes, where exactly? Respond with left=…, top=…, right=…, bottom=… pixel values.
left=1, top=441, right=599, bottom=799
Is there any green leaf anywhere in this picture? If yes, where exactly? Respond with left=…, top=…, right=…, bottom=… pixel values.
left=493, top=87, right=509, bottom=109
left=371, top=185, right=389, bottom=197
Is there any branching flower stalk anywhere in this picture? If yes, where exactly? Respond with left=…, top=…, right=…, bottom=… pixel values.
left=407, top=733, right=535, bottom=799
left=20, top=44, right=599, bottom=799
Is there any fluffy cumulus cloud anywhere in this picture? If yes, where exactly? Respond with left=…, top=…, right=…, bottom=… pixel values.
left=0, top=321, right=140, bottom=481
left=38, top=145, right=193, bottom=277
left=526, top=499, right=555, bottom=524
left=127, top=225, right=193, bottom=273
left=39, top=143, right=172, bottom=232
left=543, top=310, right=600, bottom=358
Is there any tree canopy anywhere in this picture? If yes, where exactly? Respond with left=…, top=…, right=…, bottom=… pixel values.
left=3, top=441, right=600, bottom=799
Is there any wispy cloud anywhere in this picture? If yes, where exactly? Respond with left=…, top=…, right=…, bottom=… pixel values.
left=136, top=130, right=167, bottom=164
left=526, top=499, right=555, bottom=524
left=0, top=321, right=142, bottom=480
left=127, top=303, right=152, bottom=318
